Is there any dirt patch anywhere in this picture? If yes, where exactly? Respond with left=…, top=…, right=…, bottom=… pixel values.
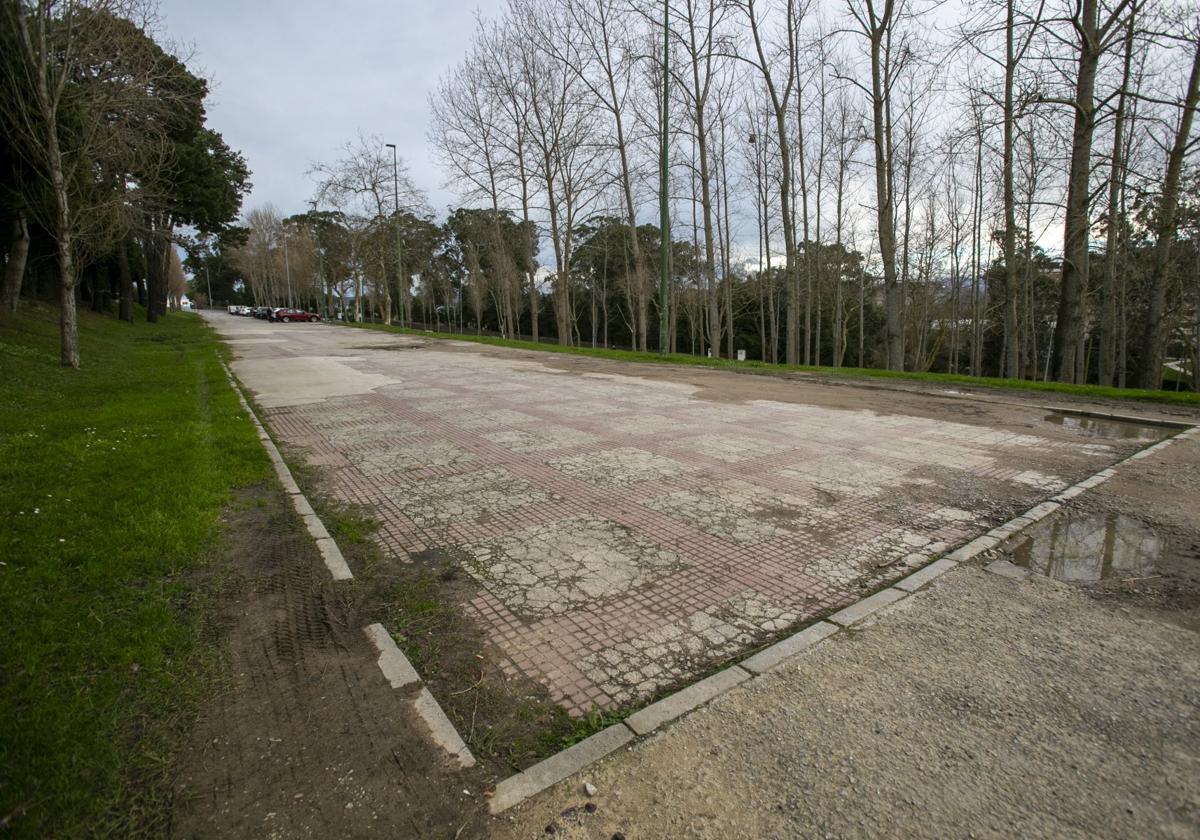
left=169, top=484, right=485, bottom=839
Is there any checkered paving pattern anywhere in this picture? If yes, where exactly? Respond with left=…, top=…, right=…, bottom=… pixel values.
left=254, top=340, right=1138, bottom=715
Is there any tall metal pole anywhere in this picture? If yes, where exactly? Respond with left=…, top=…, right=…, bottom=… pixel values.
left=658, top=0, right=671, bottom=356
left=386, top=142, right=405, bottom=327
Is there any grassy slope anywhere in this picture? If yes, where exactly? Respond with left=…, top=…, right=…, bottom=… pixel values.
left=344, top=322, right=1200, bottom=408
left=0, top=306, right=268, bottom=837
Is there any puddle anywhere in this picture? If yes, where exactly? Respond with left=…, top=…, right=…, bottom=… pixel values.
left=1011, top=513, right=1200, bottom=585
left=1042, top=412, right=1168, bottom=441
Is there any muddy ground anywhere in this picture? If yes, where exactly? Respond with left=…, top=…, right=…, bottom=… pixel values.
left=168, top=485, right=487, bottom=839
left=491, top=434, right=1200, bottom=840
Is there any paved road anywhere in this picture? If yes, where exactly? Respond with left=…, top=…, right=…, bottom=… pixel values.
left=207, top=313, right=1157, bottom=716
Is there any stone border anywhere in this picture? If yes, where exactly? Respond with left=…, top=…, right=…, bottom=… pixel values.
left=220, top=363, right=352, bottom=581
left=487, top=420, right=1199, bottom=816
left=364, top=623, right=476, bottom=768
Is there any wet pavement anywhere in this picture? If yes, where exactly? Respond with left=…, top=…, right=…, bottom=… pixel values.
left=206, top=314, right=1169, bottom=716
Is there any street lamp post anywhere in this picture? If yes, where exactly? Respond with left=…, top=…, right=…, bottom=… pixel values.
left=282, top=232, right=294, bottom=308
left=658, top=0, right=671, bottom=357
left=310, top=199, right=328, bottom=319
left=385, top=142, right=405, bottom=327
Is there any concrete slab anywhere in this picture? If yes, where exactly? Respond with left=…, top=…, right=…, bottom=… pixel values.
left=946, top=534, right=1001, bottom=561
left=740, top=622, right=839, bottom=675
left=302, top=513, right=330, bottom=541
left=232, top=356, right=396, bottom=408
left=290, top=492, right=315, bottom=517
left=489, top=724, right=634, bottom=814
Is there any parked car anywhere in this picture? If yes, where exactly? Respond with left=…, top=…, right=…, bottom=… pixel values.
left=253, top=306, right=271, bottom=319
left=272, top=308, right=321, bottom=323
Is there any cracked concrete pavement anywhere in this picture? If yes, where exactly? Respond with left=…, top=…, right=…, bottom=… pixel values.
left=207, top=313, right=1180, bottom=717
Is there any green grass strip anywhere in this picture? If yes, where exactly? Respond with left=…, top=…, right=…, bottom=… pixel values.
left=341, top=321, right=1199, bottom=407
left=0, top=306, right=269, bottom=838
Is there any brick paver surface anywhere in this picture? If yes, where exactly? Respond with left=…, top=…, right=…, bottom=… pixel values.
left=218, top=319, right=1147, bottom=715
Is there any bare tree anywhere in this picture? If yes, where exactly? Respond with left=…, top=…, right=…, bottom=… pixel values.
left=1136, top=9, right=1200, bottom=388
left=311, top=133, right=425, bottom=325
left=843, top=0, right=909, bottom=370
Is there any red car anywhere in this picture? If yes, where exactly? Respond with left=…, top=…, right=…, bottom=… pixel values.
left=272, top=308, right=320, bottom=323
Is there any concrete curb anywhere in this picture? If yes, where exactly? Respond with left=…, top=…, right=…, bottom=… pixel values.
left=364, top=622, right=420, bottom=688
left=489, top=724, right=634, bottom=814
left=220, top=363, right=353, bottom=582
left=414, top=688, right=476, bottom=769
left=485, top=418, right=1199, bottom=816
left=740, top=621, right=840, bottom=675
left=363, top=623, right=476, bottom=768
left=827, top=587, right=907, bottom=627
left=625, top=666, right=750, bottom=736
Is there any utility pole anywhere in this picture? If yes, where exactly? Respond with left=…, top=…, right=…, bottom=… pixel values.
left=385, top=142, right=405, bottom=327
left=658, top=0, right=671, bottom=356
left=204, top=262, right=213, bottom=310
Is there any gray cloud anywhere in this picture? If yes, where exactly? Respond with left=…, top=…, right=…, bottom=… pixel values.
left=158, top=0, right=506, bottom=219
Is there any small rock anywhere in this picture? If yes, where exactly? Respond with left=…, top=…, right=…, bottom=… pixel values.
left=544, top=824, right=558, bottom=835
left=585, top=802, right=597, bottom=814
left=584, top=782, right=598, bottom=797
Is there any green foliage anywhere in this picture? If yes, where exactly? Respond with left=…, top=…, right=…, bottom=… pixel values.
left=0, top=306, right=269, bottom=837
left=445, top=207, right=536, bottom=278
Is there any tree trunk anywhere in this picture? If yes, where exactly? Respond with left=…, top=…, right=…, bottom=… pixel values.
left=1136, top=34, right=1200, bottom=389
left=1098, top=8, right=1136, bottom=386
left=1052, top=0, right=1102, bottom=383
left=866, top=7, right=902, bottom=370
left=117, top=238, right=134, bottom=323
left=2, top=212, right=29, bottom=315
left=1001, top=0, right=1020, bottom=379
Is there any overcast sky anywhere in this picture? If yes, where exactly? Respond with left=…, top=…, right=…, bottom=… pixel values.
left=157, top=0, right=506, bottom=220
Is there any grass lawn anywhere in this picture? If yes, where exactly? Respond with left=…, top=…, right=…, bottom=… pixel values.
left=344, top=322, right=1200, bottom=409
left=0, top=305, right=268, bottom=837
